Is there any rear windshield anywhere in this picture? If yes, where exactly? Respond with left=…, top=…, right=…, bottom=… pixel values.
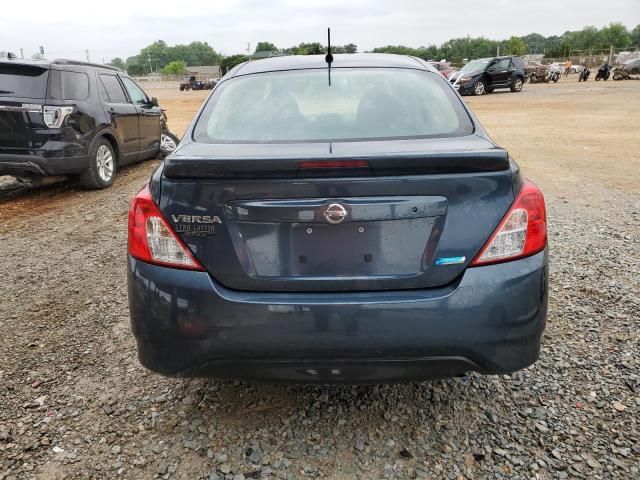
left=0, top=63, right=49, bottom=99
left=193, top=68, right=472, bottom=143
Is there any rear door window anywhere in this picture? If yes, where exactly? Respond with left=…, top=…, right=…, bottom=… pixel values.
left=120, top=77, right=148, bottom=105
left=492, top=59, right=511, bottom=70
left=48, top=70, right=89, bottom=101
left=0, top=63, right=49, bottom=99
left=99, top=74, right=128, bottom=103
left=194, top=68, right=472, bottom=143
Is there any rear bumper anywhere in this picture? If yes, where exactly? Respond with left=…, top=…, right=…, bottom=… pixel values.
left=0, top=151, right=91, bottom=176
left=128, top=250, right=548, bottom=383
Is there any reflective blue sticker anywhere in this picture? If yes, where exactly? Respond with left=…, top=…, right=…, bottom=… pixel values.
left=435, top=256, right=466, bottom=266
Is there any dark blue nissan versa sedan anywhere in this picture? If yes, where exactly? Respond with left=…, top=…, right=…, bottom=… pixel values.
left=127, top=54, right=548, bottom=383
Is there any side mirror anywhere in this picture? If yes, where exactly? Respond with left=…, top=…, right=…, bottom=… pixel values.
left=150, top=96, right=159, bottom=107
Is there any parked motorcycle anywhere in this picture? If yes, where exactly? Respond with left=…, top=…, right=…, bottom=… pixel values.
left=578, top=66, right=591, bottom=82
left=529, top=65, right=561, bottom=84
left=159, top=109, right=180, bottom=158
left=612, top=67, right=630, bottom=81
left=547, top=65, right=561, bottom=83
left=595, top=63, right=611, bottom=81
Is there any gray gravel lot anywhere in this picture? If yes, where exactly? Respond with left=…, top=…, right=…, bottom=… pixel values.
left=0, top=82, right=638, bottom=480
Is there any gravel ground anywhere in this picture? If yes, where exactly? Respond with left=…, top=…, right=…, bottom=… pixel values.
left=0, top=81, right=638, bottom=480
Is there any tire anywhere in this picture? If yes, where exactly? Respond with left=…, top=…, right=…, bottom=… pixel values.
left=79, top=138, right=116, bottom=190
left=159, top=131, right=180, bottom=158
left=179, top=85, right=185, bottom=91
left=613, top=72, right=622, bottom=81
left=595, top=74, right=602, bottom=81
left=473, top=80, right=486, bottom=95
left=529, top=73, right=537, bottom=84
left=510, top=76, right=524, bottom=92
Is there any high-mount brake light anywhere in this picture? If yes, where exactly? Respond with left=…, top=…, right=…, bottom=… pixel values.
left=128, top=186, right=204, bottom=271
left=471, top=180, right=547, bottom=266
left=300, top=160, right=369, bottom=169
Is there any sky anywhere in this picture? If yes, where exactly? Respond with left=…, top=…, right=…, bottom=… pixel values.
left=1, top=0, right=639, bottom=62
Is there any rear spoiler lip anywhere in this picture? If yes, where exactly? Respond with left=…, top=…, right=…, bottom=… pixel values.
left=163, top=149, right=510, bottom=179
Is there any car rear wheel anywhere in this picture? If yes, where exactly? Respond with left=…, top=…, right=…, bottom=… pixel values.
left=510, top=77, right=524, bottom=92
left=79, top=139, right=116, bottom=189
left=473, top=80, right=486, bottom=95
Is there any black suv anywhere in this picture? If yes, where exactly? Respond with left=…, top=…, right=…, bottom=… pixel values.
left=449, top=56, right=527, bottom=95
left=0, top=59, right=167, bottom=188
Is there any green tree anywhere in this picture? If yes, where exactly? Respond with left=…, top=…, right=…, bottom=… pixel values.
left=599, top=22, right=631, bottom=49
left=282, top=42, right=324, bottom=55
left=181, top=41, right=222, bottom=65
left=439, top=37, right=498, bottom=62
left=126, top=64, right=145, bottom=75
left=631, top=25, right=640, bottom=46
left=255, top=42, right=278, bottom=54
left=522, top=33, right=546, bottom=54
left=108, top=57, right=125, bottom=70
left=372, top=45, right=420, bottom=56
left=572, top=26, right=601, bottom=51
left=163, top=60, right=187, bottom=75
left=139, top=40, right=170, bottom=72
left=220, top=54, right=251, bottom=75
left=507, top=36, right=527, bottom=56
left=343, top=43, right=357, bottom=54
left=125, top=56, right=144, bottom=75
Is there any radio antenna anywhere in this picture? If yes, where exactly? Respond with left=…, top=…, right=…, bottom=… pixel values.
left=325, top=27, right=333, bottom=86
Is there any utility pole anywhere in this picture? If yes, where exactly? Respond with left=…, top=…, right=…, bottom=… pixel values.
left=20, top=48, right=24, bottom=59
left=609, top=45, right=614, bottom=65
left=85, top=49, right=90, bottom=62
left=247, top=42, right=251, bottom=55
left=148, top=53, right=153, bottom=74
left=496, top=45, right=500, bottom=57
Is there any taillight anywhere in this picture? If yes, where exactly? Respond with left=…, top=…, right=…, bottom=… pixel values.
left=128, top=186, right=205, bottom=271
left=42, top=106, right=73, bottom=128
left=471, top=180, right=547, bottom=266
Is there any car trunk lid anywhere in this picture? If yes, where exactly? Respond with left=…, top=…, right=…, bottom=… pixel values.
left=158, top=135, right=515, bottom=292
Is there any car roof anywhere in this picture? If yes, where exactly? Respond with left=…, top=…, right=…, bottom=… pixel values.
left=229, top=53, right=435, bottom=77
left=0, top=58, right=121, bottom=72
left=472, top=56, right=517, bottom=62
